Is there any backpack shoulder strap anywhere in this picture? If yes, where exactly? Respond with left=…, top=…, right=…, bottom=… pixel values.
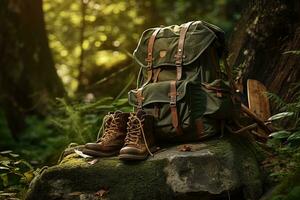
left=175, top=21, right=194, bottom=80
left=144, top=28, right=160, bottom=86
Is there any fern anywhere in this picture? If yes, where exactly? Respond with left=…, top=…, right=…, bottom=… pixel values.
left=49, top=96, right=132, bottom=145
left=266, top=92, right=288, bottom=112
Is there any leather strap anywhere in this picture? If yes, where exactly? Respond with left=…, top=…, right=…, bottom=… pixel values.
left=175, top=21, right=193, bottom=80
left=152, top=68, right=161, bottom=83
left=169, top=81, right=183, bottom=135
left=144, top=28, right=160, bottom=85
left=136, top=88, right=144, bottom=109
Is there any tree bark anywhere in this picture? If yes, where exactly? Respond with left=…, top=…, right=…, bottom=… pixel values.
left=0, top=0, right=65, bottom=138
left=229, top=0, right=300, bottom=102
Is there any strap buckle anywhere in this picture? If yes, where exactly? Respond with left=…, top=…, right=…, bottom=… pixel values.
left=170, top=97, right=176, bottom=107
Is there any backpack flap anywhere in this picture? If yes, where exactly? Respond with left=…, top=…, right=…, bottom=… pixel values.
left=128, top=81, right=189, bottom=108
left=128, top=80, right=196, bottom=139
left=133, top=21, right=224, bottom=69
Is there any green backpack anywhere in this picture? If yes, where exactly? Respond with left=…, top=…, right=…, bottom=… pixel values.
left=128, top=21, right=240, bottom=142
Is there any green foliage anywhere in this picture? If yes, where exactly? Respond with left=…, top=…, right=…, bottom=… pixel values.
left=266, top=168, right=300, bottom=200
left=43, top=0, right=246, bottom=94
left=156, top=0, right=243, bottom=31
left=263, top=92, right=300, bottom=182
left=0, top=109, right=15, bottom=149
left=0, top=151, right=35, bottom=200
left=267, top=92, right=300, bottom=114
left=49, top=97, right=132, bottom=144
left=0, top=96, right=132, bottom=198
left=10, top=96, right=132, bottom=167
left=43, top=0, right=147, bottom=94
left=17, top=116, right=68, bottom=165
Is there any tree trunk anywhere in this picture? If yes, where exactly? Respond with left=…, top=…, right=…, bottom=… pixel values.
left=0, top=0, right=65, bottom=138
left=229, top=0, right=300, bottom=102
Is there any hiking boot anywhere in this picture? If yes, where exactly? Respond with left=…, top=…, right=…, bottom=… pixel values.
left=119, top=110, right=156, bottom=161
left=83, top=111, right=129, bottom=157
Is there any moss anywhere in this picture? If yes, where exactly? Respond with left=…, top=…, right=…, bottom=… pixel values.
left=26, top=135, right=265, bottom=200
left=27, top=156, right=171, bottom=200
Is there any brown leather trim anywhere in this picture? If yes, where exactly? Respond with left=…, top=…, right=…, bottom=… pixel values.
left=144, top=28, right=160, bottom=85
left=176, top=66, right=182, bottom=81
left=169, top=81, right=183, bottom=135
left=195, top=118, right=204, bottom=139
left=152, top=68, right=161, bottom=83
left=175, top=21, right=193, bottom=80
left=136, top=89, right=144, bottom=109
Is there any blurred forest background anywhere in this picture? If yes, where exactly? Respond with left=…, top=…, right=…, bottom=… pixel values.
left=0, top=0, right=300, bottom=199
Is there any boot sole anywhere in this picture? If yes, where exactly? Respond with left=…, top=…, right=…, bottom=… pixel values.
left=82, top=149, right=119, bottom=157
left=118, top=154, right=148, bottom=161
left=118, top=146, right=158, bottom=161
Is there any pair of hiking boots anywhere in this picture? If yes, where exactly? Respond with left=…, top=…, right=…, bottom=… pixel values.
left=83, top=110, right=156, bottom=160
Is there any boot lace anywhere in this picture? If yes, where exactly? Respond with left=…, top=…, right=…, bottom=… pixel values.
left=96, top=113, right=119, bottom=143
left=124, top=113, right=153, bottom=156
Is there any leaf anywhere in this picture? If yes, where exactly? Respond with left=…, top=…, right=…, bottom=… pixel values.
left=0, top=150, right=13, bottom=154
left=23, top=171, right=34, bottom=183
left=178, top=145, right=192, bottom=152
left=268, top=112, right=294, bottom=121
left=68, top=191, right=82, bottom=196
left=269, top=130, right=291, bottom=139
left=113, top=98, right=128, bottom=106
left=88, top=159, right=99, bottom=165
left=0, top=166, right=9, bottom=170
left=287, top=131, right=300, bottom=141
left=0, top=173, right=9, bottom=187
left=8, top=153, right=19, bottom=158
left=74, top=149, right=92, bottom=158
left=0, top=160, right=10, bottom=167
left=95, top=188, right=109, bottom=197
left=283, top=50, right=300, bottom=55
left=0, top=192, right=16, bottom=197
left=13, top=161, right=21, bottom=165
left=20, top=160, right=34, bottom=170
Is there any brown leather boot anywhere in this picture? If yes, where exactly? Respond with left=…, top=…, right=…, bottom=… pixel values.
left=83, top=111, right=129, bottom=157
left=119, top=110, right=156, bottom=161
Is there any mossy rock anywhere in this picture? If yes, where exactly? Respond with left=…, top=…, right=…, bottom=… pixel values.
left=25, top=134, right=264, bottom=200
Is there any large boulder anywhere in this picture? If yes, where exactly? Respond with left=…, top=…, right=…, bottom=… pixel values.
left=25, top=134, right=265, bottom=200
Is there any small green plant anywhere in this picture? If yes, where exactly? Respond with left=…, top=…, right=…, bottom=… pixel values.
left=14, top=115, right=68, bottom=166
left=0, top=151, right=35, bottom=200
left=49, top=97, right=132, bottom=144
